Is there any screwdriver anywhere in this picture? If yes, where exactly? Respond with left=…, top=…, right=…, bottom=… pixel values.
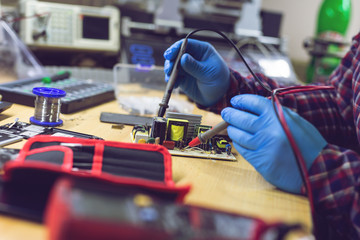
left=41, top=70, right=71, bottom=84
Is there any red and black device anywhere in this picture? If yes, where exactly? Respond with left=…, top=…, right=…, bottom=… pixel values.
left=0, top=135, right=190, bottom=222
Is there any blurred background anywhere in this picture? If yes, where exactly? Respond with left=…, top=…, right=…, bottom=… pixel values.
left=0, top=0, right=359, bottom=84
left=262, top=0, right=360, bottom=83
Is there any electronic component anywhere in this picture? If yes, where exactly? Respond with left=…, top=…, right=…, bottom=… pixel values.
left=146, top=138, right=155, bottom=144
left=150, top=117, right=166, bottom=144
left=166, top=118, right=188, bottom=143
left=194, top=124, right=212, bottom=139
left=166, top=112, right=202, bottom=139
left=19, top=1, right=120, bottom=53
left=131, top=125, right=149, bottom=143
left=226, top=143, right=232, bottom=155
left=216, top=138, right=229, bottom=152
left=162, top=140, right=175, bottom=150
left=0, top=76, right=115, bottom=113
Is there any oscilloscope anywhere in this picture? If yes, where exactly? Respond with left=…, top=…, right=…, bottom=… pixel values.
left=19, top=1, right=120, bottom=53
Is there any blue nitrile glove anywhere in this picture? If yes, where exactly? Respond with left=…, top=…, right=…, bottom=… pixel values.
left=164, top=39, right=230, bottom=107
left=221, top=94, right=327, bottom=194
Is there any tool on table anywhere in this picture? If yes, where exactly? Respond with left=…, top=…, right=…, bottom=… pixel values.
left=30, top=87, right=66, bottom=127
left=100, top=112, right=153, bottom=126
left=188, top=121, right=229, bottom=147
left=0, top=101, right=12, bottom=113
left=157, top=39, right=188, bottom=118
left=41, top=71, right=71, bottom=84
left=0, top=120, right=102, bottom=143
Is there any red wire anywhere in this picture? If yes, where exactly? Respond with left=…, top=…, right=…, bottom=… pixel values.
left=273, top=96, right=315, bottom=206
left=275, top=85, right=334, bottom=96
left=272, top=85, right=335, bottom=237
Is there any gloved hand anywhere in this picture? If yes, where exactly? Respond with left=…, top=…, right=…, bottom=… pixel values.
left=221, top=94, right=327, bottom=194
left=164, top=39, right=230, bottom=107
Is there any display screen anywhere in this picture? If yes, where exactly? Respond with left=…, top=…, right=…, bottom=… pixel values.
left=82, top=15, right=110, bottom=40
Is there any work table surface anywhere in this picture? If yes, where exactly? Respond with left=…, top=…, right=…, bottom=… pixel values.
left=0, top=100, right=312, bottom=239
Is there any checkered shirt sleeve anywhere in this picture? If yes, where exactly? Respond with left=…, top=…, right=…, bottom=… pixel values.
left=201, top=32, right=360, bottom=238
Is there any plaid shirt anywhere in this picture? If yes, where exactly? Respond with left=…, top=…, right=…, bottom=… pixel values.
left=202, top=33, right=360, bottom=238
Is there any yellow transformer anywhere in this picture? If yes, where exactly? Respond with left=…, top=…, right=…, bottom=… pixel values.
left=166, top=118, right=189, bottom=142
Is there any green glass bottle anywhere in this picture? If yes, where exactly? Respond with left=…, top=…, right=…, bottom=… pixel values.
left=306, top=0, right=351, bottom=83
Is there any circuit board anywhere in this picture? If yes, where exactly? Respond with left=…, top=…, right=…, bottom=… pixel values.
left=130, top=131, right=237, bottom=161
left=168, top=148, right=237, bottom=161
left=124, top=112, right=238, bottom=162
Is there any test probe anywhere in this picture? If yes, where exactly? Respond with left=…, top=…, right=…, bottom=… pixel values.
left=188, top=121, right=229, bottom=147
left=157, top=39, right=188, bottom=118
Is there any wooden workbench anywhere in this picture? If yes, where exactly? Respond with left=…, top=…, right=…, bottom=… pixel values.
left=0, top=100, right=312, bottom=239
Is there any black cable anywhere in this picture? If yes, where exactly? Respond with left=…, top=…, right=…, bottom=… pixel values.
left=184, top=28, right=273, bottom=94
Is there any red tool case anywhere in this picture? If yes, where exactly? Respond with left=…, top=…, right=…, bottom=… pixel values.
left=1, top=135, right=190, bottom=221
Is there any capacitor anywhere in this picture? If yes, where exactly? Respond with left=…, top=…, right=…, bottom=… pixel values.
left=30, top=87, right=66, bottom=127
left=150, top=117, right=166, bottom=144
